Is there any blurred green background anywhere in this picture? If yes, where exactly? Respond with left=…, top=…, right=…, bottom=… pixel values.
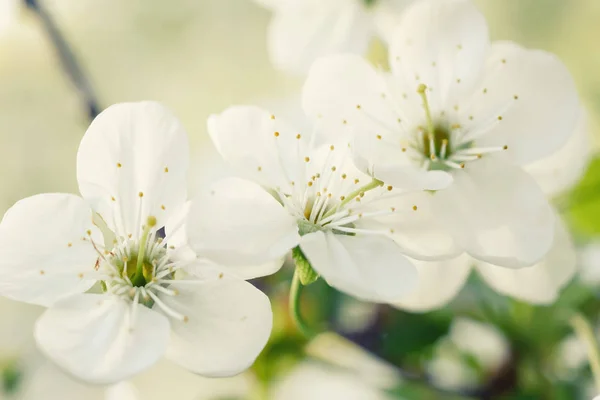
left=1, top=1, right=600, bottom=399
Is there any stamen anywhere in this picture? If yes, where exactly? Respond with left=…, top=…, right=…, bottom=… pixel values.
left=145, top=290, right=187, bottom=322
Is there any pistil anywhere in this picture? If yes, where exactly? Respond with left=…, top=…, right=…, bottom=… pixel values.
left=131, top=216, right=157, bottom=286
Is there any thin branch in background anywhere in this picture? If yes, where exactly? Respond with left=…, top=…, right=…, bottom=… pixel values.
left=24, top=0, right=101, bottom=121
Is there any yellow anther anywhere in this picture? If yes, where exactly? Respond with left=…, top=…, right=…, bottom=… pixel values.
left=138, top=192, right=144, bottom=198
left=296, top=134, right=301, bottom=139
left=147, top=216, right=157, bottom=227
left=164, top=167, right=169, bottom=173
left=412, top=205, right=418, bottom=211
left=274, top=131, right=280, bottom=137
left=117, top=163, right=122, bottom=168
left=417, top=83, right=427, bottom=94
left=304, top=156, right=310, bottom=162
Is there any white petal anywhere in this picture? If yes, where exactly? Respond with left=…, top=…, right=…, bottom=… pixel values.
left=186, top=177, right=299, bottom=275
left=272, top=362, right=390, bottom=400
left=77, top=102, right=189, bottom=236
left=432, top=155, right=554, bottom=268
left=355, top=191, right=460, bottom=260
left=393, top=254, right=472, bottom=312
left=465, top=42, right=579, bottom=164
left=389, top=0, right=490, bottom=108
left=300, top=231, right=418, bottom=303
left=160, top=276, right=272, bottom=377
left=302, top=55, right=452, bottom=189
left=372, top=0, right=412, bottom=43
left=105, top=382, right=139, bottom=400
left=35, top=294, right=170, bottom=384
left=267, top=0, right=372, bottom=74
left=476, top=216, right=576, bottom=304
left=524, top=108, right=592, bottom=196
left=0, top=194, right=100, bottom=307
left=302, top=54, right=398, bottom=144
left=208, top=105, right=310, bottom=191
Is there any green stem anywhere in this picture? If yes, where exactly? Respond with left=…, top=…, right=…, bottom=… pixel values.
left=289, top=269, right=316, bottom=339
left=570, top=313, right=600, bottom=392
left=322, top=178, right=382, bottom=220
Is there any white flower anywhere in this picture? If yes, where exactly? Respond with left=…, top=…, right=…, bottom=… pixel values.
left=448, top=318, right=510, bottom=371
left=395, top=216, right=577, bottom=311
left=303, top=0, right=579, bottom=270
left=0, top=102, right=272, bottom=384
left=255, top=0, right=412, bottom=74
left=191, top=105, right=463, bottom=303
left=271, top=361, right=394, bottom=400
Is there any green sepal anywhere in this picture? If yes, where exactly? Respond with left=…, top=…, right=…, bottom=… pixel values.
left=292, top=246, right=319, bottom=286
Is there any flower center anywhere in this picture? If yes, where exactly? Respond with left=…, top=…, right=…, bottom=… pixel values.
left=293, top=178, right=383, bottom=237
left=413, top=84, right=507, bottom=172
left=90, top=216, right=190, bottom=323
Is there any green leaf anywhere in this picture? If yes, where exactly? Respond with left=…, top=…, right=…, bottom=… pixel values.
left=565, top=156, right=600, bottom=236
left=292, top=246, right=319, bottom=285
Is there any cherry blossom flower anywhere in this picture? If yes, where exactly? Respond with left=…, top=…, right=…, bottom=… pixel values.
left=254, top=0, right=412, bottom=74
left=188, top=105, right=461, bottom=303
left=303, top=0, right=579, bottom=271
left=0, top=102, right=272, bottom=384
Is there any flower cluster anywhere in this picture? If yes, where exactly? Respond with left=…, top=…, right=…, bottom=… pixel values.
left=0, top=0, right=587, bottom=389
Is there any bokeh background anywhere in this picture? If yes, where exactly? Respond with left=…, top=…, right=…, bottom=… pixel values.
left=1, top=0, right=600, bottom=399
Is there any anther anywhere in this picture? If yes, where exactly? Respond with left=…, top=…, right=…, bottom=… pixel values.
left=412, top=205, right=418, bottom=211
left=330, top=145, right=335, bottom=150
left=117, top=163, right=122, bottom=168
left=138, top=192, right=144, bottom=198
left=274, top=131, right=280, bottom=137
left=164, top=167, right=169, bottom=173
left=304, top=157, right=310, bottom=162
left=387, top=186, right=393, bottom=191
left=376, top=134, right=382, bottom=140
left=296, top=134, right=301, bottom=139
left=147, top=216, right=157, bottom=227
left=503, top=145, right=508, bottom=150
